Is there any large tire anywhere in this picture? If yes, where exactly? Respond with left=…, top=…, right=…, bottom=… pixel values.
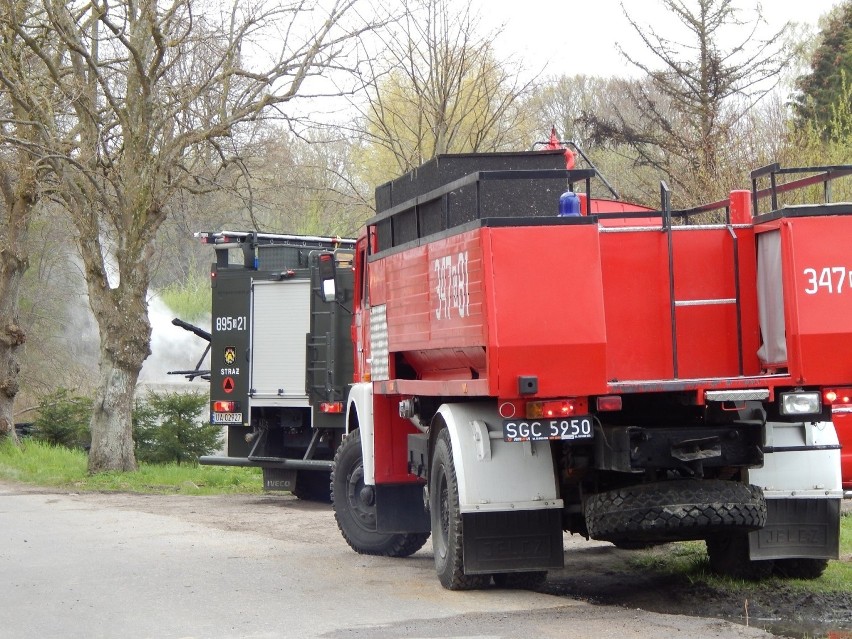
left=430, top=429, right=490, bottom=590
left=773, top=558, right=829, bottom=580
left=706, top=534, right=774, bottom=580
left=585, top=480, right=766, bottom=543
left=332, top=430, right=429, bottom=557
left=492, top=571, right=548, bottom=590
left=292, top=471, right=332, bottom=503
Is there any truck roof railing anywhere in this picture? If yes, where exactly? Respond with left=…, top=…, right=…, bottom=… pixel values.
left=750, top=164, right=852, bottom=216
left=195, top=230, right=356, bottom=246
left=593, top=163, right=852, bottom=226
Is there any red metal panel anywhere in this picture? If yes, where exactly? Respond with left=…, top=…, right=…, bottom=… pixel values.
left=672, top=229, right=743, bottom=378
left=372, top=393, right=422, bottom=485
left=673, top=229, right=737, bottom=301
left=427, top=231, right=487, bottom=348
left=600, top=230, right=673, bottom=381
left=368, top=255, right=388, bottom=306
left=374, top=230, right=489, bottom=384
left=381, top=244, right=431, bottom=349
left=675, top=305, right=741, bottom=378
left=484, top=225, right=608, bottom=397
left=734, top=227, right=762, bottom=376
left=780, top=216, right=852, bottom=384
left=601, top=225, right=761, bottom=382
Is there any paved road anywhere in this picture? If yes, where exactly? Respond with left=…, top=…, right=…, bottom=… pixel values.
left=0, top=482, right=779, bottom=639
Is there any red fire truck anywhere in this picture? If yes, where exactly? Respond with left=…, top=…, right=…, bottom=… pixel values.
left=188, top=146, right=850, bottom=589
left=324, top=149, right=850, bottom=588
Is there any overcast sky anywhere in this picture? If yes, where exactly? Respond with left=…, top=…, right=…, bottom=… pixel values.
left=476, top=0, right=842, bottom=79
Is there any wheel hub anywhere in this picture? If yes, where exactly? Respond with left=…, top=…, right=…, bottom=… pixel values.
left=359, top=484, right=375, bottom=506
left=346, top=463, right=377, bottom=531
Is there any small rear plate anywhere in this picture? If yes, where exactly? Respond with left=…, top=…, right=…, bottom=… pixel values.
left=212, top=412, right=243, bottom=424
left=503, top=416, right=594, bottom=442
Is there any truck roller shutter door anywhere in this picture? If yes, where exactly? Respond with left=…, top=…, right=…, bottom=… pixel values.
left=251, top=280, right=311, bottom=400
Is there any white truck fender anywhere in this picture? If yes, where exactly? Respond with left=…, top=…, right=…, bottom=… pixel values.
left=435, top=402, right=562, bottom=514
left=748, top=420, right=843, bottom=499
left=346, top=382, right=375, bottom=485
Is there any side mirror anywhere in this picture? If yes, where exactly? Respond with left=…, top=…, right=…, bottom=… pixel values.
left=318, top=253, right=337, bottom=303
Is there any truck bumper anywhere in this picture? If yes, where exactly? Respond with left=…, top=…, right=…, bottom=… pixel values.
left=198, top=455, right=332, bottom=471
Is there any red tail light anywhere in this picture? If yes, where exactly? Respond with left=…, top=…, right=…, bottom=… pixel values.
left=213, top=401, right=237, bottom=412
left=320, top=402, right=344, bottom=414
left=824, top=388, right=852, bottom=405
left=596, top=395, right=623, bottom=412
left=526, top=398, right=588, bottom=419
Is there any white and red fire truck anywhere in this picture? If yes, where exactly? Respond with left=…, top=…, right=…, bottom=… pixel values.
left=182, top=145, right=851, bottom=589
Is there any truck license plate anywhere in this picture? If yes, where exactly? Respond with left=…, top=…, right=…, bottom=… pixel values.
left=503, top=417, right=594, bottom=442
left=212, top=412, right=243, bottom=424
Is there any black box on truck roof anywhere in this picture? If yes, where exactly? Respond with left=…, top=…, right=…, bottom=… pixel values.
left=372, top=150, right=575, bottom=251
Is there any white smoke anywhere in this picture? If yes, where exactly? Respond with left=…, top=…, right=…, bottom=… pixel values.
left=138, top=294, right=211, bottom=391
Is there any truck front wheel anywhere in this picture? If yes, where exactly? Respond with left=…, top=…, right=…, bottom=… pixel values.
left=430, top=429, right=490, bottom=590
left=332, top=429, right=428, bottom=557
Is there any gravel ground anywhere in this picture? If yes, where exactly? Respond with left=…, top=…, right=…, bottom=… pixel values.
left=2, top=481, right=849, bottom=638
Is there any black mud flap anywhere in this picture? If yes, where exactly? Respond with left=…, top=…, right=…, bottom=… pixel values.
left=749, top=498, right=841, bottom=560
left=263, top=468, right=297, bottom=491
left=462, top=508, right=564, bottom=574
left=375, top=483, right=431, bottom=534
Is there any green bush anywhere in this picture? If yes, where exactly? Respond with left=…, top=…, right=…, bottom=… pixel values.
left=133, top=391, right=221, bottom=465
left=32, top=388, right=92, bottom=450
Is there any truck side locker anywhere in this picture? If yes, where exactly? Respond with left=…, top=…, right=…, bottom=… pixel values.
left=251, top=279, right=311, bottom=402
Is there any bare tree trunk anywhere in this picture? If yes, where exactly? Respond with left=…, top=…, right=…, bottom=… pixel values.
left=0, top=172, right=35, bottom=444
left=0, top=243, right=26, bottom=443
left=87, top=356, right=138, bottom=471
left=78, top=221, right=152, bottom=473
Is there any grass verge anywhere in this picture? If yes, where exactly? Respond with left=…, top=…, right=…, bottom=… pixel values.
left=626, top=513, right=852, bottom=593
left=0, top=439, right=263, bottom=495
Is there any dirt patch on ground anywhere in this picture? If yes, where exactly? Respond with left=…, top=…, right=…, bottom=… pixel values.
left=8, top=482, right=850, bottom=638
left=542, top=541, right=852, bottom=638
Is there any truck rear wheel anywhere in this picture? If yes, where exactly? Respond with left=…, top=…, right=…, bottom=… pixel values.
left=332, top=429, right=428, bottom=557
left=585, top=479, right=766, bottom=543
left=706, top=534, right=774, bottom=580
left=292, top=471, right=332, bottom=503
left=773, top=558, right=829, bottom=580
left=430, top=429, right=490, bottom=590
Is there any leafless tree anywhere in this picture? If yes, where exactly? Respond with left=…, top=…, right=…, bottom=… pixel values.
left=351, top=0, right=534, bottom=186
left=581, top=0, right=794, bottom=203
left=245, top=128, right=373, bottom=235
left=0, top=1, right=51, bottom=443
left=0, top=0, right=384, bottom=471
